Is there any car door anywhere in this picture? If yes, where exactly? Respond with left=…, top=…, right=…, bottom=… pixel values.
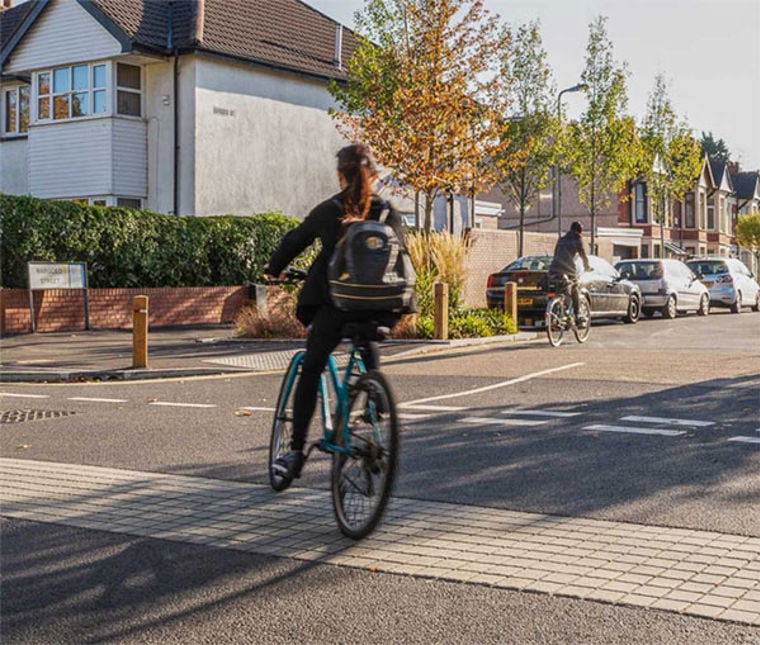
left=598, top=257, right=629, bottom=314
left=580, top=256, right=607, bottom=315
left=681, top=263, right=701, bottom=309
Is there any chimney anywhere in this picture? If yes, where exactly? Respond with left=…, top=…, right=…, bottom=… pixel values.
left=333, top=24, right=343, bottom=69
left=194, top=0, right=204, bottom=45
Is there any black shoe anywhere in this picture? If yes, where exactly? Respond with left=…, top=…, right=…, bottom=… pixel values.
left=575, top=314, right=588, bottom=327
left=272, top=450, right=304, bottom=479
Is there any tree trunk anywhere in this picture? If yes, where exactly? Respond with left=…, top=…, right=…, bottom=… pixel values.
left=518, top=204, right=526, bottom=257
left=414, top=191, right=420, bottom=230
left=423, top=190, right=434, bottom=233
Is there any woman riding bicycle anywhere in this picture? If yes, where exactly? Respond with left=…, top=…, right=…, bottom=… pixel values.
left=263, top=143, right=410, bottom=480
left=548, top=221, right=592, bottom=325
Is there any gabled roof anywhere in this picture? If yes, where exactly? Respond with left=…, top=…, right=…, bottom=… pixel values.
left=1, top=0, right=359, bottom=81
left=708, top=158, right=734, bottom=193
left=732, top=171, right=760, bottom=200
left=698, top=154, right=715, bottom=188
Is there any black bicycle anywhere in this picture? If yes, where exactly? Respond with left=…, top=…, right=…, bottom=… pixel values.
left=544, top=275, right=591, bottom=347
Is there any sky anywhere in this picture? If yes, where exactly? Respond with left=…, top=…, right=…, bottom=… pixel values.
left=308, top=0, right=760, bottom=172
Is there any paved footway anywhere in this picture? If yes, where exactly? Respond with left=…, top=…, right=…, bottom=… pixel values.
left=2, top=458, right=759, bottom=626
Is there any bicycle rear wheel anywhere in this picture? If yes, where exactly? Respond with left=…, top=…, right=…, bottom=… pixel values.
left=573, top=297, right=591, bottom=343
left=332, top=370, right=399, bottom=539
left=268, top=351, right=304, bottom=491
left=545, top=297, right=566, bottom=347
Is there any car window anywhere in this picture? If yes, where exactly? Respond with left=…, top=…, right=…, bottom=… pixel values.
left=687, top=260, right=728, bottom=275
left=589, top=256, right=616, bottom=277
left=615, top=261, right=661, bottom=280
left=503, top=256, right=552, bottom=272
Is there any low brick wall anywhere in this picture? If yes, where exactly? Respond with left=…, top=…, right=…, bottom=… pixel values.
left=1, top=286, right=249, bottom=334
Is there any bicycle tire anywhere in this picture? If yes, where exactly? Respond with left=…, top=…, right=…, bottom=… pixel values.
left=573, top=297, right=591, bottom=343
left=268, top=351, right=304, bottom=492
left=545, top=297, right=565, bottom=347
left=331, top=369, right=399, bottom=539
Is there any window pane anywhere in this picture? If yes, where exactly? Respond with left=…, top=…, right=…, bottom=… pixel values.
left=117, top=197, right=142, bottom=208
left=93, top=89, right=106, bottom=113
left=93, top=64, right=106, bottom=88
left=53, top=94, right=70, bottom=119
left=72, top=92, right=89, bottom=117
left=53, top=67, right=70, bottom=93
left=117, top=90, right=140, bottom=116
left=38, top=96, right=50, bottom=119
left=92, top=199, right=107, bottom=206
left=38, top=72, right=51, bottom=95
left=117, top=63, right=141, bottom=89
left=72, top=65, right=88, bottom=90
left=5, top=91, right=17, bottom=133
left=19, top=86, right=29, bottom=132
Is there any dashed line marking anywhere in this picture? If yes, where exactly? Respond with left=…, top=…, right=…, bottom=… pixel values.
left=502, top=410, right=581, bottom=418
left=620, top=415, right=714, bottom=427
left=148, top=402, right=217, bottom=409
left=400, top=404, right=465, bottom=412
left=585, top=424, right=687, bottom=437
left=241, top=406, right=277, bottom=412
left=728, top=436, right=760, bottom=445
left=0, top=392, right=50, bottom=399
left=462, top=416, right=548, bottom=428
left=398, top=412, right=433, bottom=420
left=68, top=397, right=127, bottom=403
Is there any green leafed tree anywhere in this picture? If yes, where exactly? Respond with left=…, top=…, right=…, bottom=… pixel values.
left=565, top=16, right=640, bottom=251
left=329, top=0, right=514, bottom=233
left=735, top=212, right=760, bottom=268
left=496, top=20, right=557, bottom=256
left=700, top=131, right=730, bottom=162
left=640, top=74, right=703, bottom=255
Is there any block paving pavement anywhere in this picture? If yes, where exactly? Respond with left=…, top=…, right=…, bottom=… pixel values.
left=2, top=458, right=759, bottom=626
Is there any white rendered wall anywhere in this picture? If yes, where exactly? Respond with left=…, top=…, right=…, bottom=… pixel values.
left=193, top=56, right=347, bottom=218
left=0, top=138, right=29, bottom=194
left=4, top=0, right=122, bottom=73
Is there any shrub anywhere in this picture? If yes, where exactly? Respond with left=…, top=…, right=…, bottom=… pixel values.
left=234, top=288, right=307, bottom=338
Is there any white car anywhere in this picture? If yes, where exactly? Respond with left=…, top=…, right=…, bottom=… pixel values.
left=614, top=259, right=710, bottom=319
left=686, top=257, right=760, bottom=313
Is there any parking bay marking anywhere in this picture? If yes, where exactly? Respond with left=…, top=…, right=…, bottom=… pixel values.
left=728, top=436, right=760, bottom=445
left=68, top=397, right=128, bottom=403
left=620, top=415, right=714, bottom=428
left=0, top=392, right=50, bottom=399
left=502, top=410, right=581, bottom=418
left=585, top=424, right=686, bottom=437
left=462, top=416, right=548, bottom=428
left=149, top=402, right=217, bottom=409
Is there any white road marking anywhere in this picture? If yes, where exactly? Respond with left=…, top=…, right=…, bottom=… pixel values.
left=241, top=406, right=277, bottom=412
left=402, top=363, right=585, bottom=406
left=148, top=402, right=217, bottom=409
left=400, top=404, right=466, bottom=411
left=398, top=413, right=433, bottom=420
left=585, top=424, right=686, bottom=437
left=0, top=392, right=49, bottom=399
left=462, top=416, right=548, bottom=427
left=502, top=410, right=581, bottom=418
left=728, top=436, right=760, bottom=444
left=68, top=397, right=127, bottom=403
left=620, top=415, right=714, bottom=427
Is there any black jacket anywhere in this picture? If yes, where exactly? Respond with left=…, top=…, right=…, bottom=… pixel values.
left=267, top=191, right=407, bottom=313
left=549, top=230, right=587, bottom=278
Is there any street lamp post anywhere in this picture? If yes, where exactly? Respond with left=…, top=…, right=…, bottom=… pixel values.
left=554, top=83, right=588, bottom=237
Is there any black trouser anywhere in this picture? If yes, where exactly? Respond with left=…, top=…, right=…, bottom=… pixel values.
left=291, top=305, right=387, bottom=451
left=550, top=273, right=581, bottom=316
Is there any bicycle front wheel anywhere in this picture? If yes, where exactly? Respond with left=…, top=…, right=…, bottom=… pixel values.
left=573, top=297, right=591, bottom=344
left=545, top=297, right=566, bottom=347
left=332, top=370, right=399, bottom=539
left=268, top=351, right=304, bottom=491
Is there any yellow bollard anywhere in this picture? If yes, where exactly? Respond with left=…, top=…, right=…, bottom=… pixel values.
left=504, top=281, right=518, bottom=322
left=132, top=295, right=149, bottom=368
left=433, top=282, right=449, bottom=340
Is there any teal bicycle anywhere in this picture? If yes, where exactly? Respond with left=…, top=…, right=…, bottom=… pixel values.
left=266, top=269, right=400, bottom=539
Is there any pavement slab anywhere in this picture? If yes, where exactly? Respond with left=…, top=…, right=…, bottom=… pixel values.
left=1, top=457, right=758, bottom=627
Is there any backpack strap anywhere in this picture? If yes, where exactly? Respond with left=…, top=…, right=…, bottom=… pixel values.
left=377, top=200, right=392, bottom=224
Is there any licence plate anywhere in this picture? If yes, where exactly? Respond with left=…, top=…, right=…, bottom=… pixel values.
left=702, top=281, right=713, bottom=288
left=517, top=297, right=533, bottom=306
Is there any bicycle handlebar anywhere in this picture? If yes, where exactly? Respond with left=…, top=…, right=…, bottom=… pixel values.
left=259, top=266, right=307, bottom=286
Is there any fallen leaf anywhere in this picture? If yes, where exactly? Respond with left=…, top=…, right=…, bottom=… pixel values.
left=147, top=397, right=157, bottom=403
left=16, top=444, right=30, bottom=450
left=235, top=409, right=252, bottom=417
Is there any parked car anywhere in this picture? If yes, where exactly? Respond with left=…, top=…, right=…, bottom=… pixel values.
left=614, top=259, right=709, bottom=318
left=686, top=256, right=760, bottom=313
left=486, top=255, right=642, bottom=326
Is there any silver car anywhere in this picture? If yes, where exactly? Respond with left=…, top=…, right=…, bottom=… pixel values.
left=686, top=257, right=760, bottom=313
left=614, top=259, right=710, bottom=319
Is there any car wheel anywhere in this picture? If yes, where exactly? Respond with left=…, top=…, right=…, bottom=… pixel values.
left=730, top=292, right=742, bottom=314
left=662, top=295, right=677, bottom=319
left=697, top=294, right=709, bottom=316
left=753, top=292, right=760, bottom=312
left=623, top=295, right=640, bottom=324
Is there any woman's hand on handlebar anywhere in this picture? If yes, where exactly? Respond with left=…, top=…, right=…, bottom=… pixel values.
left=261, top=266, right=307, bottom=285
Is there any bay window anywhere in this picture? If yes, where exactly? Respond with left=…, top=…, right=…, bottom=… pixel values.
left=3, top=85, right=30, bottom=134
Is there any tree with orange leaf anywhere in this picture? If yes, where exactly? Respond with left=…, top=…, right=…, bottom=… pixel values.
left=330, top=0, right=514, bottom=233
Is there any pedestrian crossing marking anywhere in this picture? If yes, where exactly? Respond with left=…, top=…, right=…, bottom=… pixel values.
left=728, top=436, right=760, bottom=444
left=620, top=415, right=714, bottom=427
left=502, top=410, right=581, bottom=418
left=462, top=416, right=548, bottom=427
left=585, top=424, right=687, bottom=437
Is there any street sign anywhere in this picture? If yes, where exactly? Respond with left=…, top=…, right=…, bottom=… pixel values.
left=27, top=262, right=89, bottom=332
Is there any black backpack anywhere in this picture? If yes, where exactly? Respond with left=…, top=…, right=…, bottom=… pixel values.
left=328, top=200, right=416, bottom=312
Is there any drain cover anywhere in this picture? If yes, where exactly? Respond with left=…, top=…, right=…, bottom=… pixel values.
left=1, top=409, right=78, bottom=424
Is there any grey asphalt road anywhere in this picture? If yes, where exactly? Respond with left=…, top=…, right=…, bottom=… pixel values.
left=2, top=310, right=759, bottom=643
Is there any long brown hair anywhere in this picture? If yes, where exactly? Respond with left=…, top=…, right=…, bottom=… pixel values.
left=336, top=143, right=377, bottom=221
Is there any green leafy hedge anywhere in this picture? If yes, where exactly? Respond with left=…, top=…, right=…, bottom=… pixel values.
left=0, top=194, right=299, bottom=288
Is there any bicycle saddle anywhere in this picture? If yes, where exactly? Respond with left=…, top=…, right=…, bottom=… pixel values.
left=342, top=321, right=390, bottom=342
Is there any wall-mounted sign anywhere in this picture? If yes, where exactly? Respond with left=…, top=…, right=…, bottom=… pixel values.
left=27, top=262, right=89, bottom=332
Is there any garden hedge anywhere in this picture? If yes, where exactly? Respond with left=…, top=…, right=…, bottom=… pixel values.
left=0, top=194, right=299, bottom=288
